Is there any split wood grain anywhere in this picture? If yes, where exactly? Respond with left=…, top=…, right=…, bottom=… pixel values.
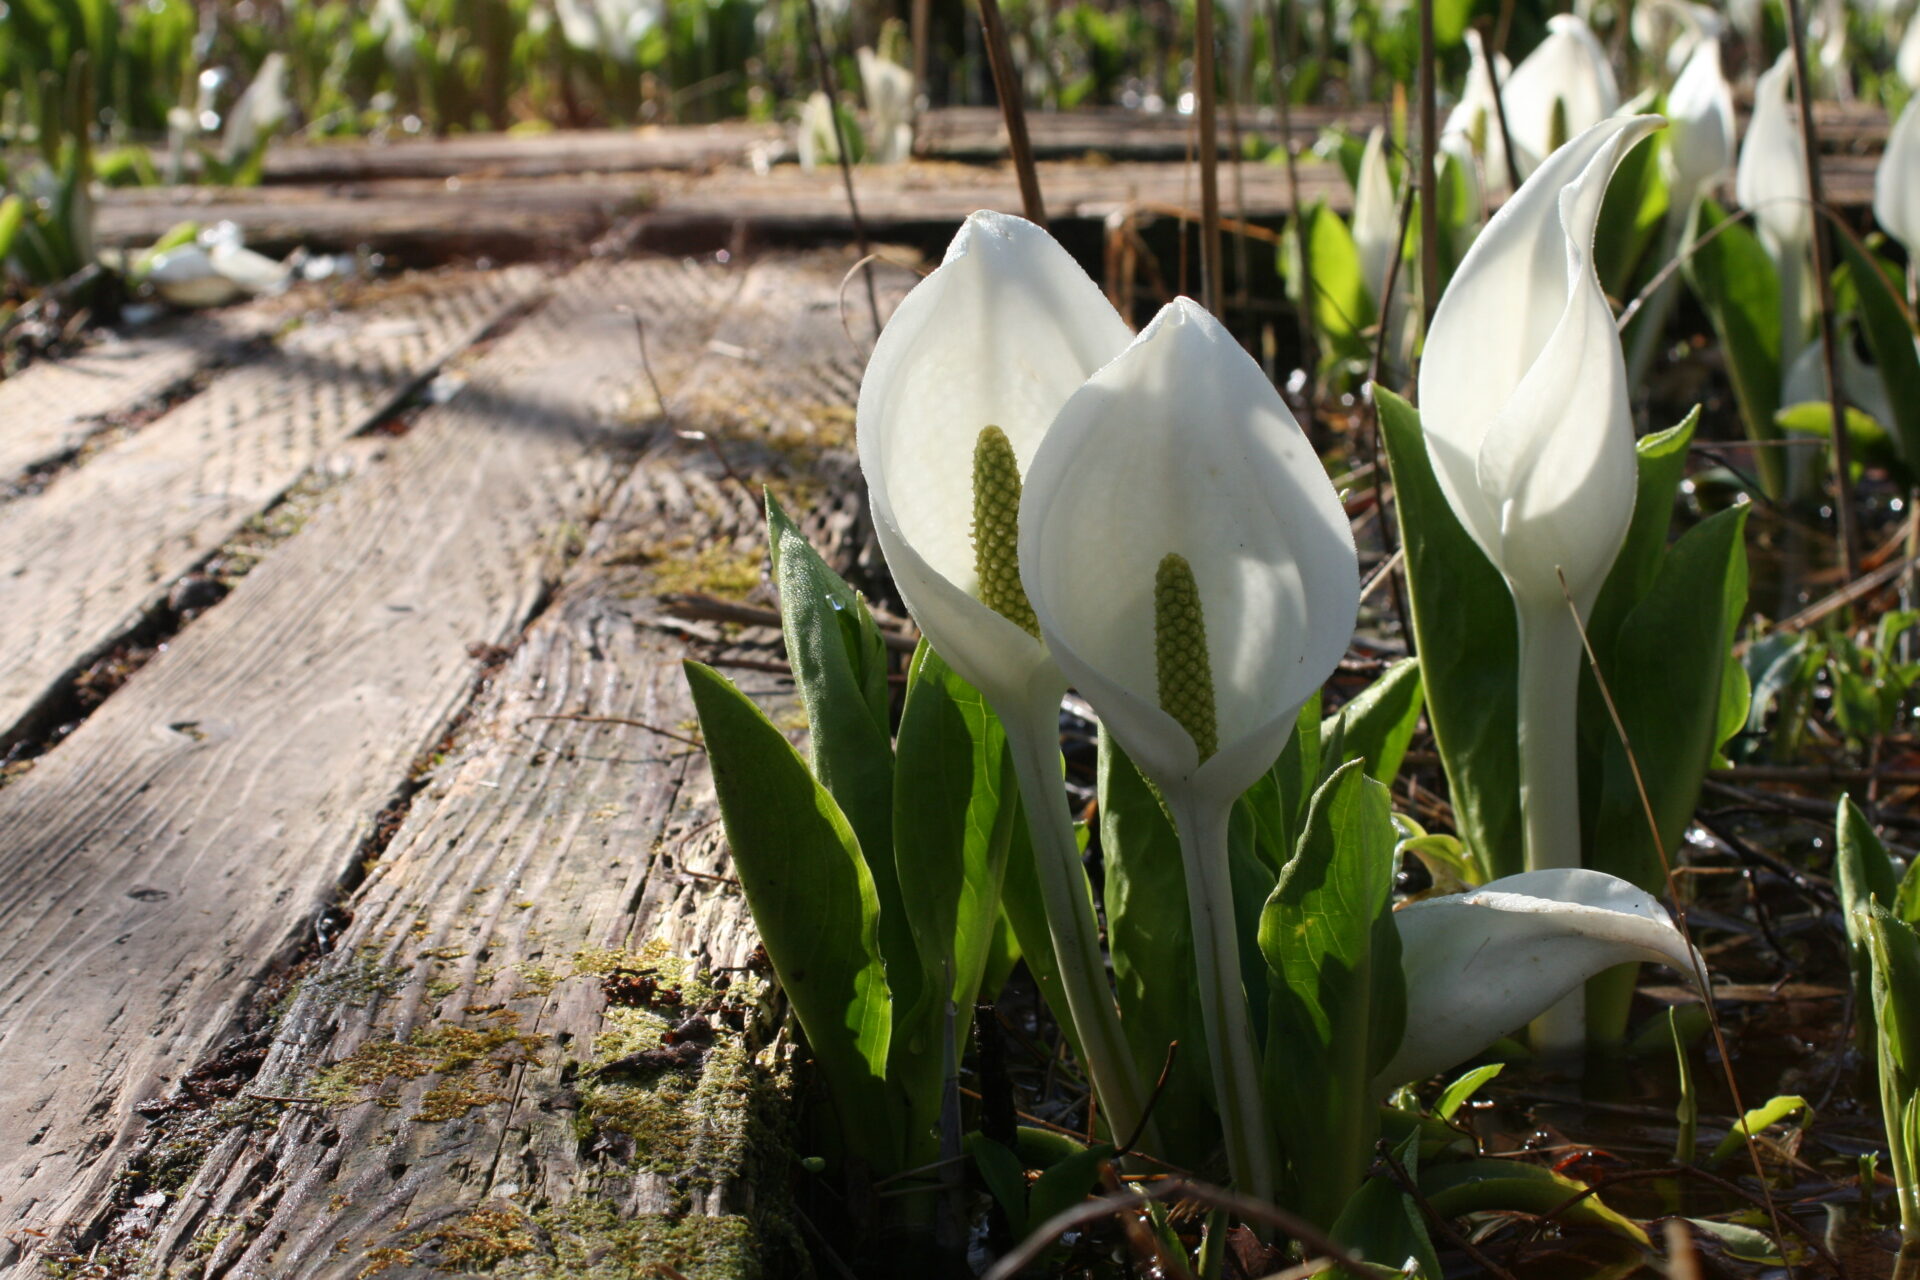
left=0, top=255, right=743, bottom=1276
left=0, top=268, right=545, bottom=751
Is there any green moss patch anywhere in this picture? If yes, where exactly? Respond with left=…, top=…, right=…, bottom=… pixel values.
left=308, top=1014, right=543, bottom=1121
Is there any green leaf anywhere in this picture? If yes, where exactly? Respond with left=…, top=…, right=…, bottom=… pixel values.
left=1838, top=795, right=1899, bottom=1054
left=1586, top=411, right=1700, bottom=677
left=965, top=1132, right=1031, bottom=1240
left=1418, top=1159, right=1649, bottom=1244
left=1684, top=1218, right=1786, bottom=1264
left=1897, top=858, right=1920, bottom=928
left=1776, top=400, right=1903, bottom=481
left=764, top=495, right=922, bottom=1043
left=1320, top=658, right=1424, bottom=785
left=1259, top=760, right=1406, bottom=1227
left=1434, top=1063, right=1504, bottom=1122
left=1331, top=1131, right=1442, bottom=1280
left=888, top=643, right=1016, bottom=1162
left=1866, top=909, right=1920, bottom=1084
left=1587, top=503, right=1750, bottom=895
left=1288, top=202, right=1376, bottom=368
left=1241, top=691, right=1323, bottom=872
left=683, top=661, right=896, bottom=1171
left=1025, top=1143, right=1116, bottom=1236
left=1836, top=233, right=1920, bottom=472
left=1098, top=730, right=1218, bottom=1171
left=1593, top=128, right=1670, bottom=306
left=1705, top=1094, right=1809, bottom=1168
left=1684, top=201, right=1785, bottom=496
left=1377, top=388, right=1523, bottom=878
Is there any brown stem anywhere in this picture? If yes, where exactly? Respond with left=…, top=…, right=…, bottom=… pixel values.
left=1195, top=0, right=1224, bottom=316
left=1779, top=0, right=1863, bottom=593
left=1416, top=0, right=1441, bottom=337
left=976, top=0, right=1046, bottom=226
left=800, top=0, right=880, bottom=336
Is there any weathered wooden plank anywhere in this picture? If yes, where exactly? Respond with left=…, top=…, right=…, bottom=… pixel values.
left=0, top=306, right=276, bottom=487
left=54, top=251, right=906, bottom=1280
left=0, top=267, right=544, bottom=751
left=0, top=255, right=745, bottom=1276
left=257, top=120, right=784, bottom=184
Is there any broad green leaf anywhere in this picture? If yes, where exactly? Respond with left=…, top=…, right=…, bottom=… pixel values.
left=0, top=196, right=23, bottom=266
left=1588, top=503, right=1750, bottom=895
left=1705, top=1094, right=1809, bottom=1168
left=1418, top=1158, right=1649, bottom=1244
left=683, top=661, right=896, bottom=1170
left=1288, top=202, right=1376, bottom=368
left=1776, top=400, right=1903, bottom=481
left=889, top=643, right=1017, bottom=1162
left=979, top=909, right=1022, bottom=1007
left=1099, top=730, right=1218, bottom=1171
left=1836, top=233, right=1920, bottom=472
left=765, top=495, right=921, bottom=1040
left=1434, top=1063, right=1504, bottom=1122
left=1684, top=201, right=1785, bottom=497
left=996, top=796, right=1095, bottom=1100
left=965, top=1133, right=1031, bottom=1239
left=1897, top=858, right=1920, bottom=928
left=1260, top=761, right=1406, bottom=1227
left=1331, top=1131, right=1442, bottom=1280
left=1684, top=1218, right=1787, bottom=1265
left=1377, top=388, right=1523, bottom=878
left=1241, top=691, right=1323, bottom=872
left=1026, top=1143, right=1116, bottom=1236
left=1320, top=657, right=1425, bottom=785
left=1866, top=909, right=1920, bottom=1083
left=1014, top=1125, right=1091, bottom=1170
left=1586, top=411, right=1700, bottom=679
left=1838, top=795, right=1900, bottom=1054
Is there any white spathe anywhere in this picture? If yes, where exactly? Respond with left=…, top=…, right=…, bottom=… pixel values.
left=1377, top=869, right=1703, bottom=1090
left=1663, top=37, right=1735, bottom=209
left=855, top=211, right=1132, bottom=714
left=1420, top=114, right=1661, bottom=618
left=1736, top=53, right=1813, bottom=255
left=1019, top=298, right=1358, bottom=810
left=858, top=48, right=915, bottom=165
left=1877, top=95, right=1920, bottom=258
left=1501, top=14, right=1621, bottom=175
left=1353, top=126, right=1400, bottom=318
left=220, top=52, right=290, bottom=166
left=1441, top=29, right=1516, bottom=197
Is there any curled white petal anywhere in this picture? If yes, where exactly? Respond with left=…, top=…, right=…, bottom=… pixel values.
left=1877, top=95, right=1920, bottom=258
left=1019, top=298, right=1358, bottom=808
left=1420, top=115, right=1660, bottom=614
left=1442, top=30, right=1515, bottom=194
left=1375, top=869, right=1704, bottom=1090
left=855, top=211, right=1132, bottom=712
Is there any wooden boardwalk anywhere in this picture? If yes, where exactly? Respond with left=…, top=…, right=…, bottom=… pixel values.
left=99, top=104, right=1889, bottom=262
left=0, top=250, right=913, bottom=1278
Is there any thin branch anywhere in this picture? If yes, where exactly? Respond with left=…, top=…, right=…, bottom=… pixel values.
left=1779, top=0, right=1862, bottom=588
left=800, top=0, right=880, bottom=337
left=1556, top=568, right=1800, bottom=1280
left=1377, top=1139, right=1520, bottom=1280
left=1195, top=0, right=1225, bottom=316
left=976, top=0, right=1046, bottom=225
left=1416, top=0, right=1440, bottom=337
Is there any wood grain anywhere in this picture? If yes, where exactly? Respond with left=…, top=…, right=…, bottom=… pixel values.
left=10, top=250, right=903, bottom=1280
left=0, top=268, right=544, bottom=750
left=0, top=255, right=743, bottom=1275
left=0, top=307, right=281, bottom=488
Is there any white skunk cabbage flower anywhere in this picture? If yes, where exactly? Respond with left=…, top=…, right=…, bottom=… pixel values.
left=1902, top=15, right=1920, bottom=92
left=369, top=0, right=418, bottom=69
left=1876, top=95, right=1920, bottom=259
left=857, top=48, right=915, bottom=165
left=1663, top=37, right=1735, bottom=210
left=1631, top=0, right=1723, bottom=75
left=1021, top=298, right=1358, bottom=1201
left=1784, top=334, right=1897, bottom=430
left=148, top=223, right=290, bottom=309
left=854, top=211, right=1154, bottom=1155
left=1501, top=15, right=1621, bottom=175
left=797, top=92, right=842, bottom=171
left=1376, top=870, right=1703, bottom=1090
left=220, top=53, right=290, bottom=166
left=1353, top=127, right=1402, bottom=323
left=1736, top=53, right=1813, bottom=352
left=1442, top=29, right=1516, bottom=197
left=1419, top=115, right=1663, bottom=1054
